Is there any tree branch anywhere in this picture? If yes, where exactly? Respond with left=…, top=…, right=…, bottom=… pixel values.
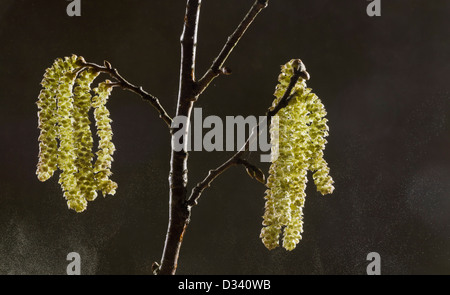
left=186, top=134, right=253, bottom=207
left=78, top=59, right=173, bottom=128
left=195, top=0, right=268, bottom=96
left=187, top=156, right=239, bottom=207
left=187, top=60, right=308, bottom=207
left=158, top=0, right=202, bottom=275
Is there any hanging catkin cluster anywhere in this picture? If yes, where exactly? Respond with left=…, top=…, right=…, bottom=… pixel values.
left=260, top=59, right=334, bottom=251
left=36, top=55, right=117, bottom=212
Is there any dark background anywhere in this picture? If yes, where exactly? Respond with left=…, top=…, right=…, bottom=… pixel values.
left=0, top=0, right=449, bottom=275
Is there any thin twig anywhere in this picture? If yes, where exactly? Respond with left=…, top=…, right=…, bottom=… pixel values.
left=187, top=157, right=239, bottom=207
left=195, top=0, right=268, bottom=96
left=186, top=134, right=252, bottom=207
left=187, top=157, right=263, bottom=207
left=267, top=59, right=308, bottom=118
left=79, top=59, right=173, bottom=128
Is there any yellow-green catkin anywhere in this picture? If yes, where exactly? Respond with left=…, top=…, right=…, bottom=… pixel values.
left=261, top=59, right=334, bottom=251
left=36, top=58, right=65, bottom=182
left=37, top=55, right=118, bottom=212
left=92, top=81, right=117, bottom=197
left=55, top=56, right=85, bottom=212
left=73, top=69, right=100, bottom=204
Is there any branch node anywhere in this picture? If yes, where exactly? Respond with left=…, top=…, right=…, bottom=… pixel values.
left=104, top=60, right=113, bottom=70
left=257, top=0, right=269, bottom=8
left=238, top=158, right=266, bottom=184
left=152, top=262, right=160, bottom=275
left=221, top=67, right=232, bottom=75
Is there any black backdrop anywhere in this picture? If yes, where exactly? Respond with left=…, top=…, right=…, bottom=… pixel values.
left=0, top=0, right=449, bottom=275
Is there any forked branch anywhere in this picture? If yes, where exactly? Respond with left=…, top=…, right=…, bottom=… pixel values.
left=187, top=60, right=308, bottom=207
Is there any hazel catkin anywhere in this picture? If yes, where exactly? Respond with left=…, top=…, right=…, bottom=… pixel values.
left=92, top=80, right=117, bottom=197
left=261, top=59, right=334, bottom=251
left=36, top=55, right=118, bottom=212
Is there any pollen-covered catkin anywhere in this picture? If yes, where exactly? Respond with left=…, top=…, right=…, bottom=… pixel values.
left=92, top=80, right=117, bottom=197
left=55, top=56, right=86, bottom=212
left=305, top=92, right=335, bottom=195
left=36, top=59, right=64, bottom=182
left=37, top=55, right=118, bottom=212
left=261, top=59, right=334, bottom=251
left=73, top=69, right=100, bottom=203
